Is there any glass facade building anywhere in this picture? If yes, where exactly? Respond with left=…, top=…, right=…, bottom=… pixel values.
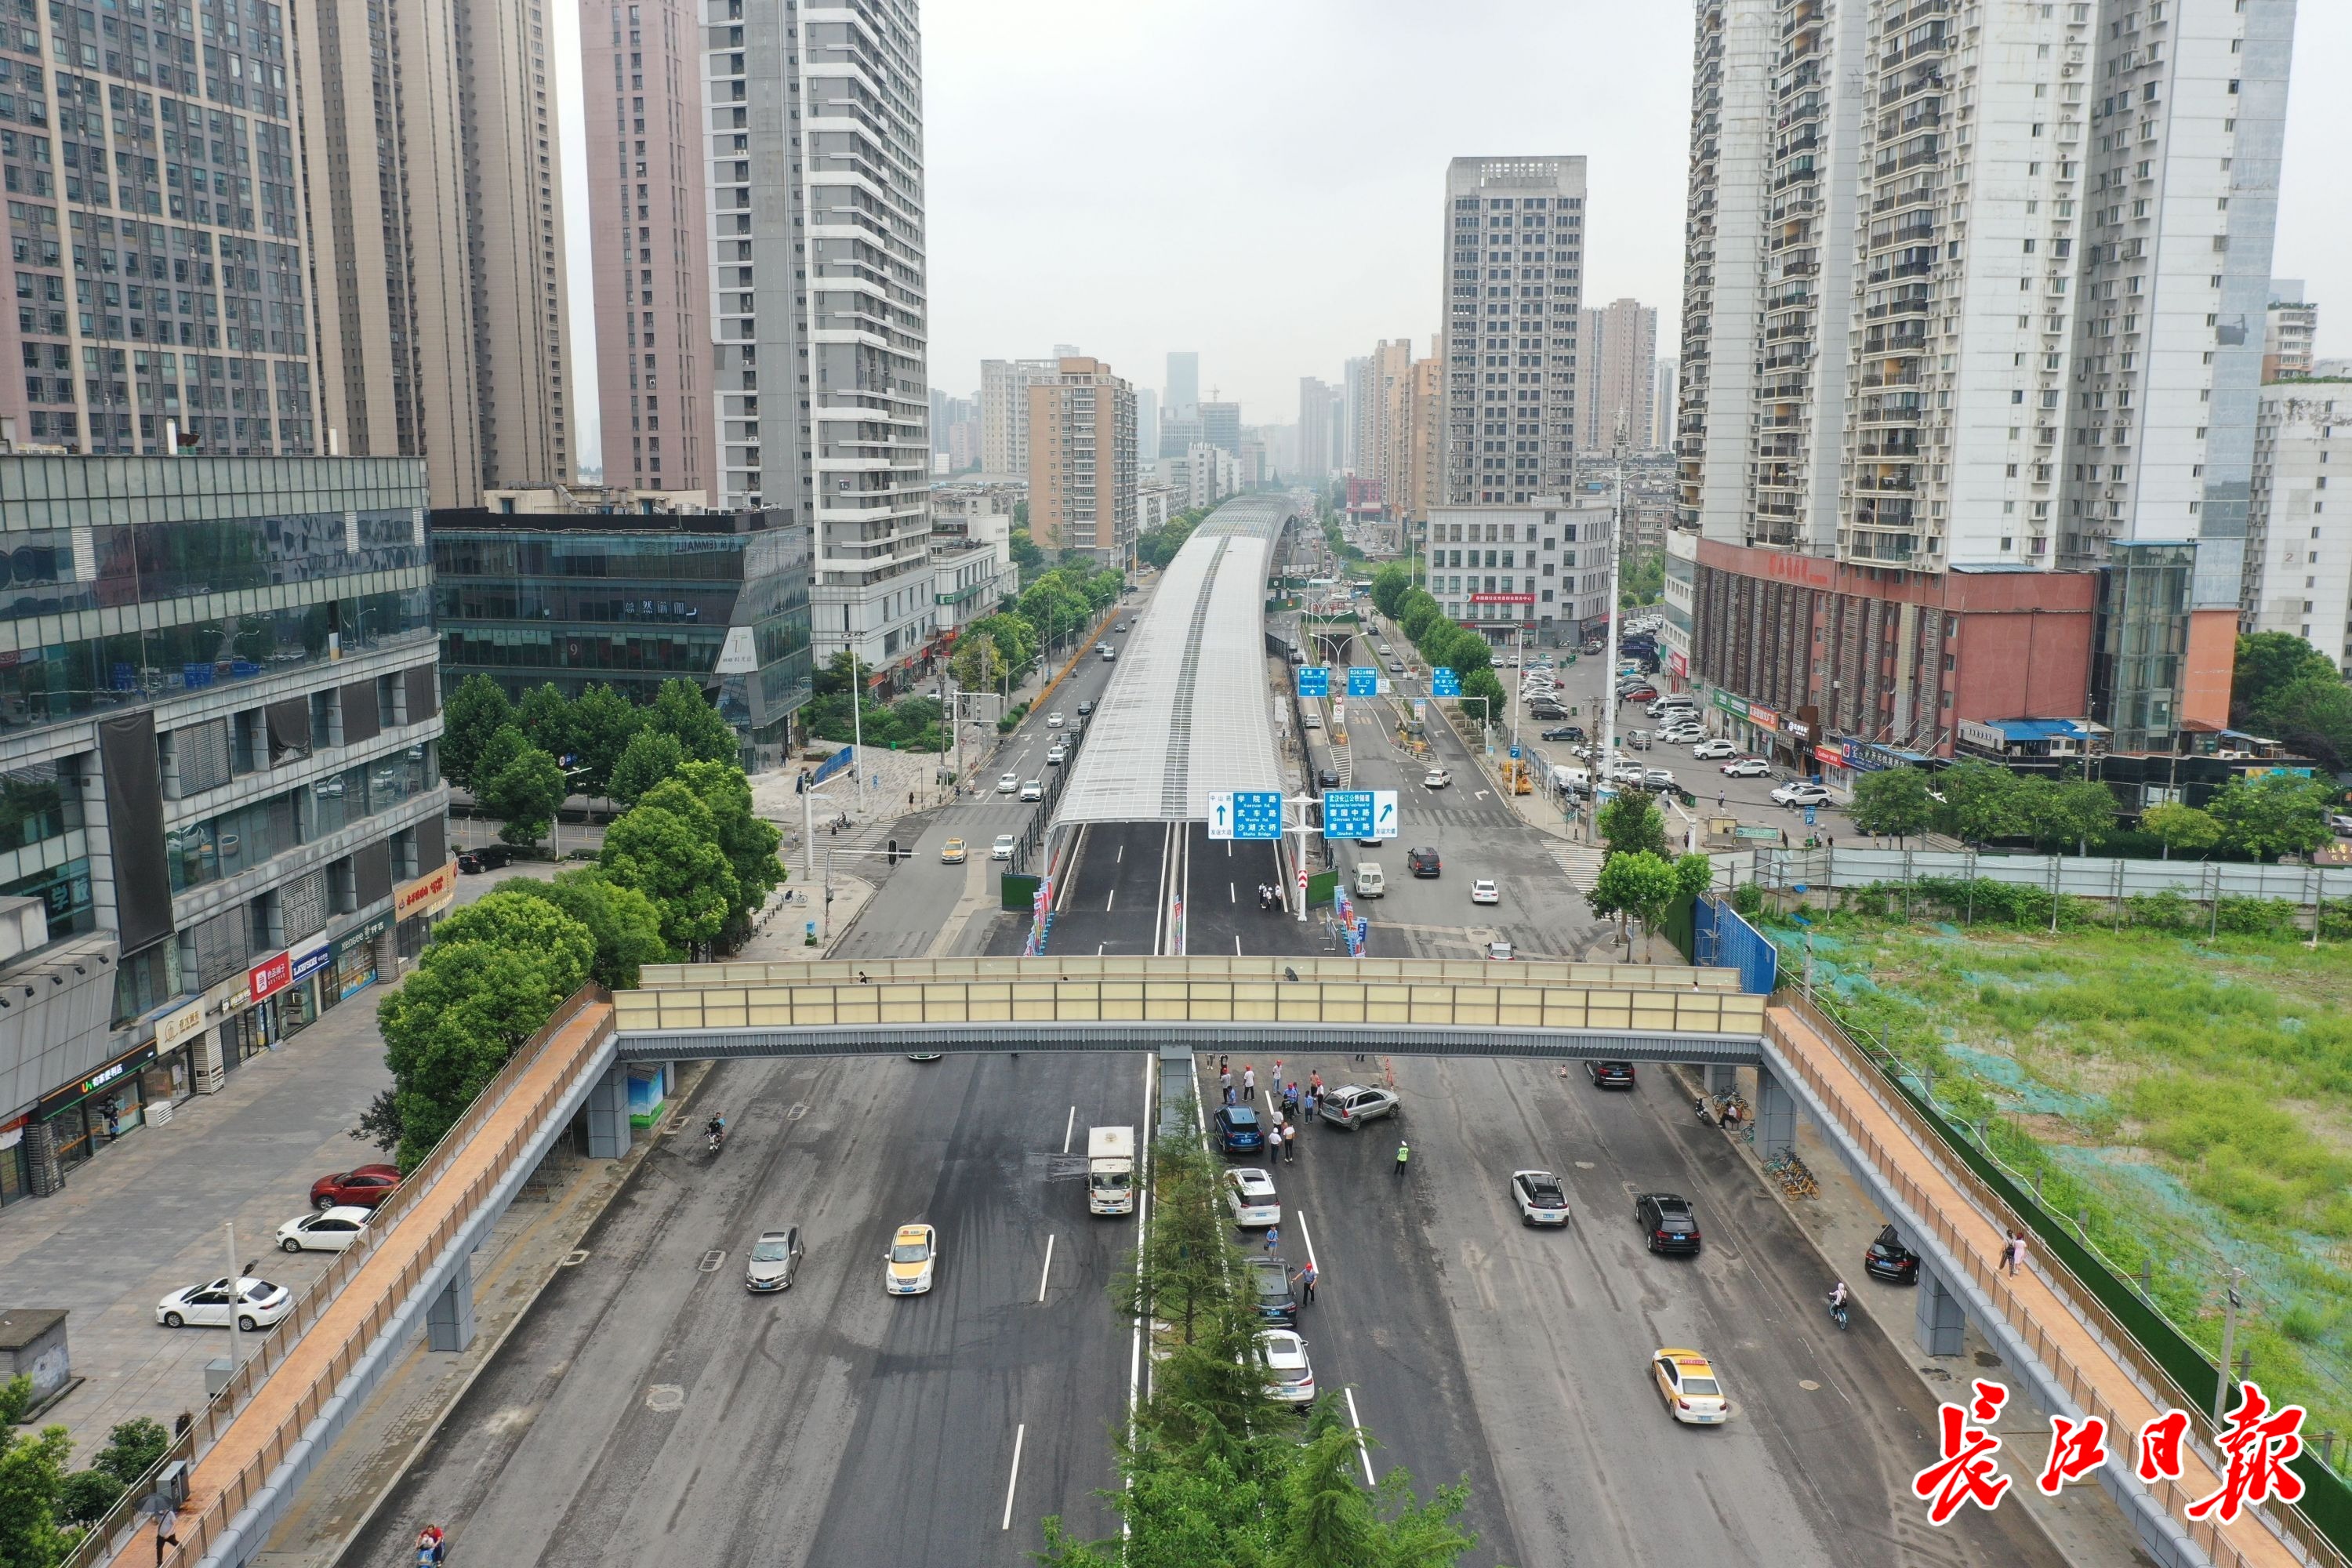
left=430, top=507, right=812, bottom=765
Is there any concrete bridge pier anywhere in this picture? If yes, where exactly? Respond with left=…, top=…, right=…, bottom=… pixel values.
left=585, top=1062, right=633, bottom=1158
left=1915, top=1258, right=1968, bottom=1358
left=426, top=1249, right=477, bottom=1352
left=1754, top=1062, right=1801, bottom=1160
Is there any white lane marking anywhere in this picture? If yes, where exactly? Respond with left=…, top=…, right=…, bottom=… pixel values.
left=1001, top=1422, right=1026, bottom=1530
left=1038, top=1234, right=1056, bottom=1303
left=1234, top=935, right=1242, bottom=955
left=1124, top=1052, right=1155, bottom=1544
left=1344, top=1388, right=1376, bottom=1485
left=1105, top=887, right=1116, bottom=911
left=1063, top=1105, right=1077, bottom=1153
left=1296, top=1210, right=1319, bottom=1273
left=1229, top=880, right=1236, bottom=904
left=1116, top=842, right=1124, bottom=862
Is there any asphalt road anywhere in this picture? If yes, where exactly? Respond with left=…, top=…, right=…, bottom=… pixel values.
left=345, top=1048, right=1157, bottom=1568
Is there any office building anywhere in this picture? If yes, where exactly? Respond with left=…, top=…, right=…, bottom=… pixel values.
left=583, top=0, right=712, bottom=499
left=1669, top=0, right=2291, bottom=758
left=1025, top=357, right=1138, bottom=564
left=1135, top=389, right=1160, bottom=474
left=1158, top=412, right=1204, bottom=461
left=1165, top=352, right=1200, bottom=417
left=1653, top=357, right=1678, bottom=450
left=1200, top=400, right=1242, bottom=457
left=927, top=487, right=1017, bottom=636
left=2266, top=282, right=2317, bottom=382
left=2241, top=387, right=2352, bottom=670
left=1439, top=157, right=1587, bottom=506
left=1298, top=378, right=1337, bottom=480
left=1425, top=499, right=1614, bottom=645
left=708, top=0, right=934, bottom=675
left=432, top=499, right=812, bottom=767
left=1341, top=355, right=1370, bottom=472
left=981, top=359, right=1059, bottom=477
left=0, top=455, right=449, bottom=1204
left=1577, top=299, right=1657, bottom=456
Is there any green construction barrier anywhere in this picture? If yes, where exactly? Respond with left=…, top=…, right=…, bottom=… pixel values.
left=1305, top=869, right=1338, bottom=908
left=1000, top=873, right=1040, bottom=911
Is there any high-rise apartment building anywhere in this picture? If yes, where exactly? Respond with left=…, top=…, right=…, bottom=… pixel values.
left=981, top=358, right=1058, bottom=476
left=1165, top=351, right=1200, bottom=417
left=1298, top=378, right=1337, bottom=480
left=1402, top=354, right=1443, bottom=526
left=1341, top=356, right=1371, bottom=472
left=1025, top=357, right=1138, bottom=564
left=1351, top=339, right=1413, bottom=512
left=2241, top=386, right=2350, bottom=669
left=1652, top=357, right=1678, bottom=450
left=583, top=0, right=712, bottom=498
left=1200, top=400, right=1242, bottom=457
left=1577, top=299, right=1657, bottom=457
left=1135, top=388, right=1160, bottom=472
left=711, top=0, right=935, bottom=672
left=1671, top=0, right=2292, bottom=759
left=2265, top=281, right=2317, bottom=382
left=1439, top=157, right=1587, bottom=506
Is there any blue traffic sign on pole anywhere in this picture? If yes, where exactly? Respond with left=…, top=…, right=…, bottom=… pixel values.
left=1297, top=666, right=1330, bottom=699
left=1508, top=745, right=1522, bottom=760
left=1321, top=790, right=1374, bottom=838
left=1345, top=666, right=1378, bottom=699
left=1231, top=790, right=1283, bottom=840
left=1431, top=667, right=1461, bottom=697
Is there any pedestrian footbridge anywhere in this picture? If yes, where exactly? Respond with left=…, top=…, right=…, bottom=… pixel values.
left=107, top=958, right=2326, bottom=1568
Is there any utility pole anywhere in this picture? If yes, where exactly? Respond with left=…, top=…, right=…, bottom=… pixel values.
left=848, top=641, right=867, bottom=818
left=224, top=1220, right=241, bottom=1370
left=2213, top=1267, right=2247, bottom=1421
left=1595, top=419, right=1627, bottom=833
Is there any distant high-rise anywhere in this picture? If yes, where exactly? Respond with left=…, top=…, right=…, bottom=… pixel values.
left=1298, top=378, right=1338, bottom=479
left=1577, top=299, right=1656, bottom=456
left=1160, top=412, right=1204, bottom=460
left=1355, top=339, right=1414, bottom=513
left=1438, top=157, right=1588, bottom=505
left=982, top=359, right=1061, bottom=475
left=1341, top=356, right=1371, bottom=472
left=1166, top=352, right=1200, bottom=417
left=2266, top=281, right=2318, bottom=382
left=1028, top=358, right=1138, bottom=564
left=1200, top=401, right=1243, bottom=457
left=1136, top=389, right=1161, bottom=470
left=1652, top=358, right=1679, bottom=449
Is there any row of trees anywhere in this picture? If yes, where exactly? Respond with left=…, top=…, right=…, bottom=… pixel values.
left=1365, top=564, right=1509, bottom=717
left=1587, top=789, right=1713, bottom=960
left=944, top=561, right=1126, bottom=711
left=2233, top=631, right=2352, bottom=770
left=1038, top=1130, right=1481, bottom=1565
left=1847, top=759, right=2336, bottom=862
left=1134, top=506, right=1214, bottom=571
left=0, top=1382, right=171, bottom=1564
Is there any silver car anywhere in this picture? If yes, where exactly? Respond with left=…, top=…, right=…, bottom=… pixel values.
left=746, top=1227, right=804, bottom=1292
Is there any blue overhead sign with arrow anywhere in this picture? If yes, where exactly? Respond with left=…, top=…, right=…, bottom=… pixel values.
left=1207, top=790, right=1285, bottom=840
left=1297, top=666, right=1330, bottom=699
left=1346, top=666, right=1379, bottom=698
left=1431, top=667, right=1460, bottom=697
left=1320, top=789, right=1399, bottom=840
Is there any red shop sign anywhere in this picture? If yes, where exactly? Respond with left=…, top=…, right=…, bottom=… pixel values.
left=248, top=950, right=292, bottom=1004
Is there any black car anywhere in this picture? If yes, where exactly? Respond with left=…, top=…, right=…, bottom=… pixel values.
left=457, top=844, right=514, bottom=874
left=1528, top=704, right=1568, bottom=721
left=1316, top=768, right=1341, bottom=789
left=1406, top=846, right=1441, bottom=877
left=1214, top=1104, right=1265, bottom=1157
left=1076, top=701, right=1094, bottom=718
left=1864, top=1224, right=1921, bottom=1285
left=1541, top=725, right=1586, bottom=742
left=1248, top=1256, right=1299, bottom=1327
left=1635, top=1192, right=1703, bottom=1255
left=1585, top=1060, right=1636, bottom=1089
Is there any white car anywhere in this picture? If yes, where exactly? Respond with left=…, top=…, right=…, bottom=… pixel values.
left=996, top=772, right=1019, bottom=794
left=1721, top=757, right=1771, bottom=778
left=1261, top=1328, right=1317, bottom=1406
left=1019, top=779, right=1044, bottom=802
left=1046, top=711, right=1065, bottom=728
left=1608, top=758, right=1646, bottom=784
left=885, top=1223, right=937, bottom=1295
left=991, top=833, right=1018, bottom=860
left=157, top=1276, right=292, bottom=1331
left=1225, top=1167, right=1281, bottom=1229
left=1471, top=878, right=1500, bottom=906
left=1046, top=742, right=1069, bottom=765
left=1660, top=724, right=1704, bottom=742
left=1423, top=768, right=1450, bottom=789
left=275, top=1207, right=371, bottom=1254
left=1772, top=780, right=1835, bottom=808
left=1510, top=1169, right=1570, bottom=1227
left=1692, top=738, right=1737, bottom=759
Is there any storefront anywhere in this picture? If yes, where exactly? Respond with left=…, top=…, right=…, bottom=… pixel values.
left=331, top=911, right=390, bottom=1004
left=208, top=963, right=278, bottom=1075
left=1, top=1114, right=29, bottom=1207
left=37, top=1042, right=158, bottom=1174
left=143, top=996, right=206, bottom=1115
left=392, top=861, right=459, bottom=967
left=278, top=934, right=334, bottom=1038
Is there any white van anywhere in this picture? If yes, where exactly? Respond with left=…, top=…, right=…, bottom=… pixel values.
left=1646, top=695, right=1696, bottom=719
left=1353, top=862, right=1385, bottom=898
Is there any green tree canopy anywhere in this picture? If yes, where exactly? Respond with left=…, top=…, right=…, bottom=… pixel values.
left=1930, top=759, right=2019, bottom=845
left=1589, top=850, right=1680, bottom=959
left=812, top=649, right=862, bottom=697
left=481, top=745, right=568, bottom=850
left=2209, top=773, right=2333, bottom=862
left=502, top=869, right=668, bottom=989
left=646, top=678, right=737, bottom=764
left=673, top=760, right=784, bottom=931
left=1848, top=766, right=1936, bottom=845
left=1008, top=524, right=1044, bottom=570
left=949, top=630, right=1004, bottom=696
left=1597, top=789, right=1668, bottom=862
left=514, top=681, right=574, bottom=762
left=2140, top=800, right=2223, bottom=858
left=440, top=674, right=513, bottom=792
left=598, top=787, right=739, bottom=957
left=567, top=684, right=644, bottom=801
left=1370, top=563, right=1412, bottom=619
left=608, top=728, right=686, bottom=808
left=0, top=1425, right=75, bottom=1568
left=969, top=612, right=1036, bottom=675
left=2249, top=673, right=2352, bottom=770
left=2233, top=632, right=2339, bottom=723
left=1459, top=666, right=1506, bottom=716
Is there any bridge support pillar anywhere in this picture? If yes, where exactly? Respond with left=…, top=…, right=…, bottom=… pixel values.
left=426, top=1249, right=477, bottom=1352
left=1704, top=1062, right=1739, bottom=1097
left=1915, top=1260, right=1967, bottom=1358
left=1754, top=1063, right=1799, bottom=1160
left=585, top=1062, right=632, bottom=1159
left=1157, top=1047, right=1197, bottom=1140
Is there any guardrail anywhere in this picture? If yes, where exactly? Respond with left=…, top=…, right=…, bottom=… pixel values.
left=1774, top=996, right=2339, bottom=1568
left=1760, top=844, right=2352, bottom=904
left=637, top=955, right=1743, bottom=989
left=89, top=988, right=614, bottom=1568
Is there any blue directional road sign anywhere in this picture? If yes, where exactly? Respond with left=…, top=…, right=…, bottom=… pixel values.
left=1508, top=745, right=1522, bottom=761
left=1320, top=790, right=1374, bottom=840
left=1346, top=666, right=1379, bottom=699
left=1232, top=790, right=1282, bottom=840
left=1296, top=666, right=1331, bottom=699
left=1431, top=667, right=1461, bottom=697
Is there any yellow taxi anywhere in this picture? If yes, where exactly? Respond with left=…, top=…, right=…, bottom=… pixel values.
left=885, top=1223, right=938, bottom=1295
left=1651, top=1348, right=1730, bottom=1425
left=940, top=838, right=967, bottom=864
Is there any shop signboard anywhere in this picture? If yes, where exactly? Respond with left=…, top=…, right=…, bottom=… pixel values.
left=336, top=910, right=393, bottom=956
left=1713, top=689, right=1748, bottom=719
left=1840, top=738, right=1903, bottom=773
left=154, top=999, right=208, bottom=1053
left=289, top=934, right=334, bottom=984
left=394, top=860, right=459, bottom=923
left=1668, top=650, right=1689, bottom=678
left=248, top=950, right=292, bottom=1005
left=1746, top=702, right=1780, bottom=729
left=209, top=972, right=256, bottom=1017
left=37, top=1043, right=156, bottom=1118
left=1813, top=745, right=1844, bottom=770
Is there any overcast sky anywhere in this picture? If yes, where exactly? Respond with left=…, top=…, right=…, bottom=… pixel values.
left=558, top=1, right=2352, bottom=471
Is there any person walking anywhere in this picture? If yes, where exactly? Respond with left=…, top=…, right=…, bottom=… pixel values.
left=1219, top=1065, right=1232, bottom=1099
left=1283, top=1122, right=1298, bottom=1163
left=1265, top=1223, right=1281, bottom=1254
left=1394, top=1138, right=1410, bottom=1178
left=1297, top=1261, right=1317, bottom=1305
left=1301, top=1089, right=1316, bottom=1122
left=1243, top=1064, right=1255, bottom=1095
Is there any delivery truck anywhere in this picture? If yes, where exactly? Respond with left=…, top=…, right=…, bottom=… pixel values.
left=1088, top=1125, right=1136, bottom=1215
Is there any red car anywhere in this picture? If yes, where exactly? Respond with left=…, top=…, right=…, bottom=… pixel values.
left=310, top=1164, right=401, bottom=1211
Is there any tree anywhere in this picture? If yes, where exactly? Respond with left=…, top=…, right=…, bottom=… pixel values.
left=1370, top=563, right=1412, bottom=619
left=92, top=1418, right=169, bottom=1487
left=0, top=1375, right=31, bottom=1425
left=480, top=745, right=568, bottom=850
left=1931, top=760, right=2020, bottom=845
left=1849, top=767, right=1935, bottom=847
left=607, top=728, right=685, bottom=808
left=2250, top=673, right=2352, bottom=770
left=471, top=724, right=528, bottom=797
left=949, top=630, right=1004, bottom=698
left=567, top=684, right=643, bottom=802
left=0, top=1425, right=74, bottom=1568
left=597, top=788, right=739, bottom=957
left=56, top=1466, right=122, bottom=1526
left=1596, top=789, right=1668, bottom=862
left=2208, top=773, right=2333, bottom=862
left=1399, top=595, right=1443, bottom=644
left=812, top=649, right=862, bottom=697
left=2038, top=777, right=2118, bottom=856
left=2233, top=632, right=2339, bottom=724
left=969, top=612, right=1036, bottom=676
left=1588, top=850, right=1679, bottom=959
left=1458, top=666, right=1506, bottom=720
left=1019, top=577, right=1086, bottom=648
left=440, top=674, right=513, bottom=792
left=1009, top=521, right=1042, bottom=567
left=2141, top=800, right=2223, bottom=859
left=514, top=682, right=574, bottom=762
left=673, top=761, right=785, bottom=931
left=503, top=869, right=669, bottom=989
left=1672, top=851, right=1715, bottom=903
left=647, top=678, right=738, bottom=764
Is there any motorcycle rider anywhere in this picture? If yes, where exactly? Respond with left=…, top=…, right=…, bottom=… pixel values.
left=1827, top=1279, right=1849, bottom=1326
left=706, top=1110, right=727, bottom=1149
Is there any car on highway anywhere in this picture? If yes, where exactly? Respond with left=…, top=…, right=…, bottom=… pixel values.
left=746, top=1227, right=804, bottom=1292
left=1075, top=701, right=1094, bottom=718
left=1864, top=1224, right=1922, bottom=1285
left=310, top=1164, right=400, bottom=1211
left=1047, top=742, right=1069, bottom=765
left=1019, top=779, right=1044, bottom=802
left=939, top=838, right=967, bottom=864
left=1318, top=1084, right=1399, bottom=1129
left=1224, top=1167, right=1281, bottom=1229
left=276, top=1207, right=370, bottom=1253
left=1540, top=725, right=1586, bottom=742
left=1510, top=1170, right=1570, bottom=1227
left=1771, top=780, right=1834, bottom=808
left=1423, top=768, right=1450, bottom=789
left=997, top=772, right=1020, bottom=794
left=1261, top=1328, right=1316, bottom=1407
left=991, top=833, right=1018, bottom=861
left=1720, top=757, right=1770, bottom=778
left=1046, top=711, right=1065, bottom=728
left=1653, top=1348, right=1731, bottom=1425
left=1692, top=738, right=1737, bottom=759
left=885, top=1223, right=937, bottom=1295
left=1643, top=768, right=1677, bottom=792
left=1316, top=767, right=1341, bottom=789
left=1406, top=846, right=1441, bottom=877
left=1635, top=1192, right=1703, bottom=1255
left=1114, top=621, right=1129, bottom=632
left=1470, top=878, right=1500, bottom=905
left=1247, top=1257, right=1299, bottom=1327
left=1386, top=659, right=1404, bottom=674
left=1213, top=1104, right=1265, bottom=1156
left=157, top=1276, right=292, bottom=1331
left=1486, top=940, right=1514, bottom=960
left=1585, top=1059, right=1636, bottom=1089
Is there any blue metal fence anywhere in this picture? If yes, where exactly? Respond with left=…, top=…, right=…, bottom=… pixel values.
left=1694, top=898, right=1777, bottom=995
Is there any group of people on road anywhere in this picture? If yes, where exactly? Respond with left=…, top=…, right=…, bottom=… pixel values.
left=1255, top=884, right=1286, bottom=912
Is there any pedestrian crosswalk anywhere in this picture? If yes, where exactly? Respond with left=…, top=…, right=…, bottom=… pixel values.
left=1548, top=840, right=1606, bottom=889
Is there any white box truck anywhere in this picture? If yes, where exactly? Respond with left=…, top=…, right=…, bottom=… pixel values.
left=1087, top=1126, right=1136, bottom=1215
